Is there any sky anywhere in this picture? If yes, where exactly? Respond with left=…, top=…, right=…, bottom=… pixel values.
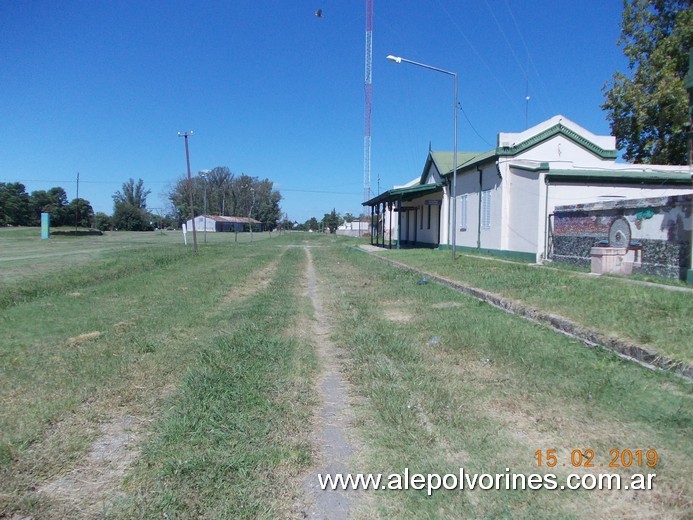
left=0, top=0, right=630, bottom=223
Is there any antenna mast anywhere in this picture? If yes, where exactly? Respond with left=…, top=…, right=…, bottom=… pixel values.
left=363, top=0, right=373, bottom=202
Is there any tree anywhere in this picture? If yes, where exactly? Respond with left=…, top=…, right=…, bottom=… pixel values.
left=94, top=212, right=112, bottom=231
left=251, top=179, right=282, bottom=231
left=305, top=217, right=319, bottom=231
left=28, top=187, right=70, bottom=226
left=322, top=208, right=341, bottom=234
left=112, top=203, right=152, bottom=231
left=65, top=198, right=94, bottom=228
left=602, top=0, right=693, bottom=164
left=167, top=168, right=282, bottom=229
left=0, top=182, right=30, bottom=226
left=204, top=166, right=234, bottom=216
left=113, top=178, right=151, bottom=209
left=112, top=178, right=151, bottom=231
left=28, top=190, right=54, bottom=226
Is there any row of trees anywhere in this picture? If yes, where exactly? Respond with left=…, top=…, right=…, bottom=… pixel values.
left=1, top=169, right=283, bottom=232
left=0, top=183, right=94, bottom=227
left=167, top=166, right=282, bottom=231
left=0, top=179, right=165, bottom=231
left=295, top=210, right=359, bottom=233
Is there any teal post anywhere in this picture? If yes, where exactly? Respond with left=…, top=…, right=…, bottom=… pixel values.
left=41, top=212, right=50, bottom=239
left=685, top=50, right=693, bottom=284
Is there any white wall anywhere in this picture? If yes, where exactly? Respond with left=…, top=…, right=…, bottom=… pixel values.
left=412, top=198, right=442, bottom=245
left=452, top=171, right=479, bottom=248
left=506, top=169, right=542, bottom=254
left=452, top=163, right=503, bottom=250
left=186, top=216, right=216, bottom=232
left=514, top=135, right=610, bottom=166
left=479, top=164, right=503, bottom=250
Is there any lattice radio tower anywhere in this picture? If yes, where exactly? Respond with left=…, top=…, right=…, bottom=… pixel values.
left=363, top=0, right=373, bottom=203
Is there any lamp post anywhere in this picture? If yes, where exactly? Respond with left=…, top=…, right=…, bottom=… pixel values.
left=386, top=54, right=458, bottom=260
left=178, top=131, right=198, bottom=254
left=199, top=170, right=208, bottom=244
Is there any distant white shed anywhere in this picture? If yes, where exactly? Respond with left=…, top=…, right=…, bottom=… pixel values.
left=186, top=215, right=261, bottom=232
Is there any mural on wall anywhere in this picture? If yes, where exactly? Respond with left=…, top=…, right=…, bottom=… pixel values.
left=551, top=195, right=692, bottom=280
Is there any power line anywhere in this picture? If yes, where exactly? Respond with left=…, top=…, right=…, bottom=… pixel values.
left=281, top=188, right=361, bottom=195
left=0, top=178, right=171, bottom=185
left=502, top=0, right=556, bottom=116
left=434, top=0, right=523, bottom=119
left=458, top=104, right=494, bottom=148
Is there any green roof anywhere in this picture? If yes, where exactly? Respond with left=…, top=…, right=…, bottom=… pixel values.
left=362, top=182, right=443, bottom=206
left=420, top=150, right=488, bottom=183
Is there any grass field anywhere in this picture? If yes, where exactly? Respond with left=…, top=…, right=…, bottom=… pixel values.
left=376, top=248, right=693, bottom=363
left=0, top=230, right=690, bottom=518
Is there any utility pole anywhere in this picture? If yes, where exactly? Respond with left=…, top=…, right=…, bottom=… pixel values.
left=178, top=131, right=198, bottom=254
left=74, top=171, right=80, bottom=233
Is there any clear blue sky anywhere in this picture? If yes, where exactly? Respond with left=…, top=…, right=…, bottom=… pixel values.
left=1, top=0, right=628, bottom=223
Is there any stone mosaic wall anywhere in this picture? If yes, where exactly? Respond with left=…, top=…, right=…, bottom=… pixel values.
left=551, top=195, right=692, bottom=280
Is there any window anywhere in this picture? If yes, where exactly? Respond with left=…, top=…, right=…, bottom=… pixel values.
left=420, top=205, right=424, bottom=229
left=427, top=204, right=431, bottom=229
left=458, top=195, right=468, bottom=231
left=481, top=190, right=491, bottom=229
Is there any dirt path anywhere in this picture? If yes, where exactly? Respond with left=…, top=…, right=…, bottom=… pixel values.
left=300, top=247, right=360, bottom=519
left=37, top=414, right=144, bottom=516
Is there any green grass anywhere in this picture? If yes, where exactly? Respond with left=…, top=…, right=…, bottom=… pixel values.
left=375, top=248, right=693, bottom=363
left=0, top=233, right=317, bottom=518
left=313, top=242, right=692, bottom=518
left=1, top=232, right=690, bottom=518
left=114, top=245, right=317, bottom=518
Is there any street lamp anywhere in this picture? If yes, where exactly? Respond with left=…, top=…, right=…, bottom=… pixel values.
left=199, top=170, right=208, bottom=244
left=386, top=54, right=458, bottom=260
left=178, top=131, right=198, bottom=254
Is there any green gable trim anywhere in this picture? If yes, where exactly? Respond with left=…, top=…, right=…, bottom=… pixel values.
left=496, top=123, right=618, bottom=160
left=545, top=169, right=692, bottom=186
